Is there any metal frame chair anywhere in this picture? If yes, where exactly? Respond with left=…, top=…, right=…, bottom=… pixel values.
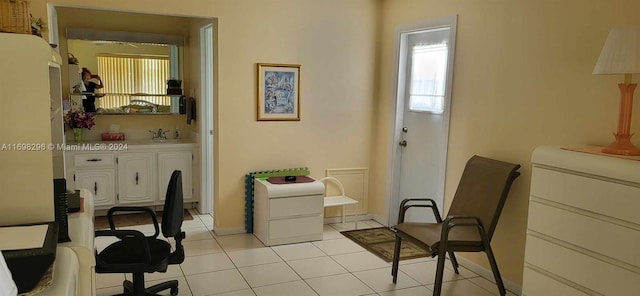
left=390, top=156, right=520, bottom=296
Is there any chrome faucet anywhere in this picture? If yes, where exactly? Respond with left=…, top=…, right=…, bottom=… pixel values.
left=149, top=128, right=170, bottom=140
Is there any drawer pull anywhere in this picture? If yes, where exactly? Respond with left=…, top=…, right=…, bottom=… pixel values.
left=94, top=181, right=98, bottom=195
left=135, top=172, right=139, bottom=185
left=86, top=158, right=103, bottom=162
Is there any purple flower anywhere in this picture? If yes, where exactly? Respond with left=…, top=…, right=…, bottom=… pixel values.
left=64, top=110, right=95, bottom=129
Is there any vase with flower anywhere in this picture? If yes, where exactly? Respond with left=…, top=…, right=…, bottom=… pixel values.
left=64, top=109, right=95, bottom=142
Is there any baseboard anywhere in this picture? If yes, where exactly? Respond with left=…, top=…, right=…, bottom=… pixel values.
left=455, top=256, right=522, bottom=295
left=369, top=213, right=388, bottom=226
left=212, top=226, right=245, bottom=236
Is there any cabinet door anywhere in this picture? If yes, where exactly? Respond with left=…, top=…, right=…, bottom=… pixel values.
left=158, top=151, right=193, bottom=200
left=76, top=169, right=116, bottom=206
left=117, top=153, right=155, bottom=204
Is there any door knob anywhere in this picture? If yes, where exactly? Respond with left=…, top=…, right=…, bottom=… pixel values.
left=399, top=140, right=407, bottom=147
left=402, top=127, right=408, bottom=133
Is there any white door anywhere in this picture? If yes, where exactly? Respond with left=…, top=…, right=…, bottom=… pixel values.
left=200, top=22, right=214, bottom=214
left=389, top=16, right=457, bottom=225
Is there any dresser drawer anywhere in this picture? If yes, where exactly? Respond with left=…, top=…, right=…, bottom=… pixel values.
left=525, top=235, right=640, bottom=295
left=531, top=167, right=640, bottom=224
left=74, top=153, right=115, bottom=168
left=269, top=194, right=323, bottom=218
left=522, top=266, right=588, bottom=296
left=528, top=200, right=640, bottom=267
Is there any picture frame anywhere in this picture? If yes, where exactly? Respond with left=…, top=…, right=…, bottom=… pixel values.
left=257, top=63, right=301, bottom=121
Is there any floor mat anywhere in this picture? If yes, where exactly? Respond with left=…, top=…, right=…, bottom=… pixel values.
left=341, top=227, right=429, bottom=262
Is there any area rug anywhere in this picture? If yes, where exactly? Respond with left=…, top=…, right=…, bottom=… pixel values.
left=95, top=209, right=193, bottom=230
left=341, top=227, right=430, bottom=262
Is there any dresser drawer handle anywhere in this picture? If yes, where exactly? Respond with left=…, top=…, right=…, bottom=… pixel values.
left=86, top=158, right=103, bottom=162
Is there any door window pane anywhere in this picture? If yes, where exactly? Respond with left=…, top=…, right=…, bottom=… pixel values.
left=409, top=43, right=448, bottom=114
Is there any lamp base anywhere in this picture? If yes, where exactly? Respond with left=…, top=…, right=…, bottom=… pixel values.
left=602, top=133, right=640, bottom=156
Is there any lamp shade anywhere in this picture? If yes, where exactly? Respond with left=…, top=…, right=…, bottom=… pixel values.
left=593, top=26, right=640, bottom=75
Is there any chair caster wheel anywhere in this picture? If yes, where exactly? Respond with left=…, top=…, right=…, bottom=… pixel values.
left=171, top=287, right=178, bottom=296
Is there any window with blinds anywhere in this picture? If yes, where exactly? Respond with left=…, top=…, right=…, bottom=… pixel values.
left=96, top=54, right=170, bottom=109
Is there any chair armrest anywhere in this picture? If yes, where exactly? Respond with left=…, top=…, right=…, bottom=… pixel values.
left=95, top=229, right=151, bottom=267
left=440, top=215, right=490, bottom=244
left=398, top=198, right=442, bottom=224
left=106, top=206, right=159, bottom=238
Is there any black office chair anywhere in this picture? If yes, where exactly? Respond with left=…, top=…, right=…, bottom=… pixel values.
left=390, top=156, right=520, bottom=296
left=95, top=170, right=186, bottom=296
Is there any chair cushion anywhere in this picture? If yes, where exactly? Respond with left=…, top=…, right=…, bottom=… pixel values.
left=394, top=222, right=483, bottom=252
left=97, top=238, right=171, bottom=272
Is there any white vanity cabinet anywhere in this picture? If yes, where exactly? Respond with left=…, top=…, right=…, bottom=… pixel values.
left=66, top=142, right=196, bottom=209
left=158, top=151, right=193, bottom=200
left=117, top=152, right=156, bottom=204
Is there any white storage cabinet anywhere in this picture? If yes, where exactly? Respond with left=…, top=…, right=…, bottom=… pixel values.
left=254, top=178, right=325, bottom=246
left=523, top=146, right=640, bottom=295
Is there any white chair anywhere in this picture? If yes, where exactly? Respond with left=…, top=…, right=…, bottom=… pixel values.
left=318, top=177, right=359, bottom=224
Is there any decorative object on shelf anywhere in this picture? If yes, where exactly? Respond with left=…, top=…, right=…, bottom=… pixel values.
left=0, top=0, right=31, bottom=34
left=101, top=133, right=125, bottom=141
left=257, top=63, right=301, bottom=121
left=166, top=79, right=182, bottom=95
left=64, top=109, right=95, bottom=142
left=593, top=26, right=640, bottom=156
left=30, top=14, right=44, bottom=37
left=67, top=52, right=78, bottom=65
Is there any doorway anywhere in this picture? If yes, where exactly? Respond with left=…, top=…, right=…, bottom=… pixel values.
left=48, top=4, right=216, bottom=218
left=387, top=16, right=458, bottom=225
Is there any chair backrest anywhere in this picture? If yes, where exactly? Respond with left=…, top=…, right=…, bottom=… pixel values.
left=447, top=156, right=520, bottom=241
left=162, top=170, right=184, bottom=238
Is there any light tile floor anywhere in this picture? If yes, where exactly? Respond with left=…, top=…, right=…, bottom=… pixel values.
left=95, top=212, right=518, bottom=296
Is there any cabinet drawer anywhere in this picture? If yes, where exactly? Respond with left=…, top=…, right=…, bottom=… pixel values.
left=269, top=216, right=322, bottom=239
left=74, top=153, right=115, bottom=167
left=525, top=235, right=640, bottom=295
left=522, top=266, right=588, bottom=296
left=531, top=167, right=640, bottom=224
left=269, top=194, right=323, bottom=218
left=528, top=201, right=640, bottom=267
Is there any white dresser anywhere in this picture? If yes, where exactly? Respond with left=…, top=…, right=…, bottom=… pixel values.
left=523, top=146, right=640, bottom=295
left=253, top=178, right=324, bottom=246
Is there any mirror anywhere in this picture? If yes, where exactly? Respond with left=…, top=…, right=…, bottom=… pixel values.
left=66, top=29, right=184, bottom=114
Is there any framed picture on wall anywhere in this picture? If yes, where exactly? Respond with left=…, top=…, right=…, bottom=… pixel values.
left=257, top=63, right=301, bottom=121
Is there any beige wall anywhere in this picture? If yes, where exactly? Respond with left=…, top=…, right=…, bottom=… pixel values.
left=375, top=0, right=640, bottom=285
left=31, top=0, right=378, bottom=231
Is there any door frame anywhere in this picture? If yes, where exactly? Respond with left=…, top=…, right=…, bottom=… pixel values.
left=199, top=22, right=214, bottom=215
left=385, top=15, right=458, bottom=226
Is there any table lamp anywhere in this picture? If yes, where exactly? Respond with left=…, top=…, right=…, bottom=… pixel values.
left=593, top=26, right=640, bottom=156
